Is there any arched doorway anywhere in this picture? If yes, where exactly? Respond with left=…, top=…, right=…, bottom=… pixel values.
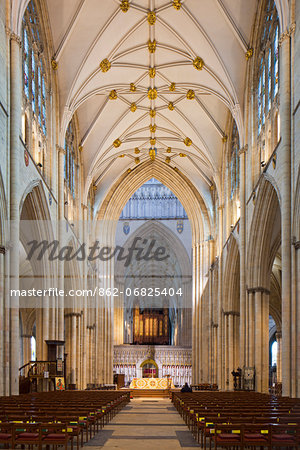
left=141, top=359, right=159, bottom=378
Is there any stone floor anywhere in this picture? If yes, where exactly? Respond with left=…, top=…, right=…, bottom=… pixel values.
left=84, top=397, right=200, bottom=449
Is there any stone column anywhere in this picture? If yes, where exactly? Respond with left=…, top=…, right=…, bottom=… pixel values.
left=239, top=146, right=247, bottom=370
left=217, top=205, right=223, bottom=389
left=9, top=31, right=22, bottom=394
left=57, top=147, right=65, bottom=342
left=21, top=335, right=32, bottom=368
left=279, top=27, right=292, bottom=397
left=254, top=288, right=269, bottom=393
left=248, top=290, right=255, bottom=367
left=294, top=242, right=300, bottom=396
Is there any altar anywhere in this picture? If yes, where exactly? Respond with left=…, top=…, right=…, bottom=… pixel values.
left=129, top=377, right=175, bottom=389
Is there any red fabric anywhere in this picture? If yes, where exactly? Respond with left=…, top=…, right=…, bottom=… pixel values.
left=0, top=433, right=12, bottom=440
left=17, top=432, right=39, bottom=438
left=244, top=433, right=267, bottom=440
left=272, top=434, right=295, bottom=441
left=43, top=433, right=67, bottom=440
left=217, top=433, right=240, bottom=440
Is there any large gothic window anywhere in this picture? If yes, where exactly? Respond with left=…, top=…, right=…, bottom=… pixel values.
left=256, top=0, right=279, bottom=141
left=64, top=121, right=76, bottom=198
left=22, top=1, right=47, bottom=138
left=230, top=121, right=240, bottom=199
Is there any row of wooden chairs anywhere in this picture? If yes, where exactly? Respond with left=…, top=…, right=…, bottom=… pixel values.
left=172, top=391, right=300, bottom=449
left=0, top=390, right=130, bottom=449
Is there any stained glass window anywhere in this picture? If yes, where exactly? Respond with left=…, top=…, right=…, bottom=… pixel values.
left=257, top=0, right=279, bottom=137
left=22, top=0, right=47, bottom=136
left=230, top=121, right=240, bottom=199
left=64, top=120, right=76, bottom=197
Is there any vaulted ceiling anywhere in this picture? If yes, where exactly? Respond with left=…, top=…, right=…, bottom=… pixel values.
left=45, top=0, right=258, bottom=211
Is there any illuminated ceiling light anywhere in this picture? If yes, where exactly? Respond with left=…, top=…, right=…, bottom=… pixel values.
left=120, top=0, right=130, bottom=12
left=147, top=11, right=156, bottom=25
left=149, top=67, right=156, bottom=78
left=113, top=139, right=122, bottom=148
left=148, top=39, right=157, bottom=53
left=100, top=58, right=111, bottom=72
left=193, top=56, right=205, bottom=70
left=184, top=137, right=192, bottom=146
left=186, top=89, right=195, bottom=100
left=148, top=88, right=157, bottom=100
left=109, top=90, right=118, bottom=100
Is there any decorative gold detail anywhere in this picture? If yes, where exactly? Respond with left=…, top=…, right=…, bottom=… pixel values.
left=130, top=83, right=136, bottom=92
left=51, top=58, right=58, bottom=70
left=113, top=139, right=122, bottom=148
left=148, top=11, right=156, bottom=25
left=79, top=145, right=83, bottom=152
left=135, top=157, right=140, bottom=164
left=193, top=56, right=204, bottom=70
left=169, top=82, right=176, bottom=91
left=165, top=156, right=171, bottom=163
left=149, top=67, right=156, bottom=78
left=148, top=88, right=157, bottom=100
left=109, top=90, right=118, bottom=100
left=120, top=0, right=130, bottom=12
left=127, top=168, right=132, bottom=174
left=92, top=184, right=97, bottom=191
left=150, top=109, right=156, bottom=117
left=149, top=148, right=156, bottom=161
left=149, top=124, right=156, bottom=133
left=100, top=58, right=111, bottom=72
left=245, top=48, right=253, bottom=60
left=179, top=153, right=186, bottom=157
left=186, top=89, right=195, bottom=100
left=118, top=154, right=125, bottom=158
left=148, top=39, right=157, bottom=53
left=210, top=184, right=215, bottom=191
left=134, top=148, right=140, bottom=154
left=130, top=103, right=137, bottom=112
left=252, top=191, right=256, bottom=204
left=173, top=167, right=179, bottom=172
left=184, top=137, right=192, bottom=146
left=168, top=102, right=175, bottom=111
left=222, top=135, right=228, bottom=143
left=173, top=0, right=182, bottom=10
left=272, top=153, right=277, bottom=169
left=166, top=147, right=171, bottom=153
left=150, top=138, right=156, bottom=146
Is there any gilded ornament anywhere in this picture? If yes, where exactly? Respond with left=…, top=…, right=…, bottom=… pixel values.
left=78, top=145, right=83, bottom=152
left=150, top=138, right=156, bottom=146
left=51, top=58, right=58, bottom=70
left=222, top=135, right=228, bottom=143
left=134, top=148, right=140, bottom=154
left=100, top=58, right=111, bottom=72
left=179, top=153, right=186, bottom=157
left=245, top=48, right=253, bottom=60
left=120, top=0, right=130, bottom=12
left=193, top=56, right=204, bottom=70
left=109, top=90, right=118, bottom=100
left=149, top=109, right=156, bottom=117
left=168, top=102, right=175, bottom=111
left=173, top=0, right=182, bottom=10
left=186, top=89, right=195, bottom=100
left=119, top=154, right=125, bottom=158
left=130, top=103, right=137, bottom=112
left=135, top=157, right=140, bottom=164
left=174, top=167, right=179, bottom=172
left=166, top=147, right=171, bottom=153
left=149, top=67, right=156, bottom=78
left=165, top=156, right=171, bottom=163
left=130, top=83, right=136, bottom=92
left=149, top=148, right=156, bottom=160
left=127, top=168, right=132, bottom=174
left=272, top=153, right=277, bottom=169
left=149, top=124, right=156, bottom=133
left=148, top=88, right=157, bottom=100
left=169, top=82, right=176, bottom=91
left=148, top=39, right=157, bottom=53
left=184, top=137, right=192, bottom=146
left=148, top=11, right=156, bottom=25
left=92, top=184, right=97, bottom=191
left=113, top=139, right=122, bottom=148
